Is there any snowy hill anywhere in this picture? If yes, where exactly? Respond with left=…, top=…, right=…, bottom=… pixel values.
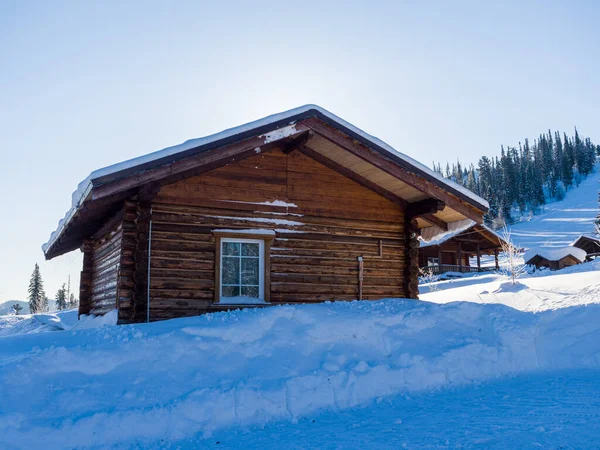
left=0, top=300, right=29, bottom=315
left=508, top=167, right=599, bottom=248
left=1, top=264, right=600, bottom=448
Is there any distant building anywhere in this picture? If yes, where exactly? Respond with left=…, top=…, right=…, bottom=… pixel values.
left=524, top=247, right=587, bottom=271
left=570, top=235, right=600, bottom=261
left=418, top=219, right=506, bottom=275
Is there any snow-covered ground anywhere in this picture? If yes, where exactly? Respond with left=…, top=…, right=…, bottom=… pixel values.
left=421, top=259, right=600, bottom=312
left=508, top=166, right=599, bottom=248
left=187, top=369, right=600, bottom=449
left=2, top=265, right=600, bottom=448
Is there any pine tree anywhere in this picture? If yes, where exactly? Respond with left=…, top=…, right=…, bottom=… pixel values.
left=12, top=304, right=23, bottom=315
left=55, top=283, right=67, bottom=310
left=68, top=293, right=78, bottom=309
left=28, top=263, right=46, bottom=314
left=438, top=126, right=596, bottom=226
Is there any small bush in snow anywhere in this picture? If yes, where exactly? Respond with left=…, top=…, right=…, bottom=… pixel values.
left=419, top=267, right=440, bottom=291
left=499, top=226, right=527, bottom=285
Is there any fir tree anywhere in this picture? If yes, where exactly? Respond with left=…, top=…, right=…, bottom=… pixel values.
left=28, top=263, right=46, bottom=314
left=12, top=304, right=23, bottom=315
left=68, top=293, right=78, bottom=309
left=55, top=283, right=67, bottom=310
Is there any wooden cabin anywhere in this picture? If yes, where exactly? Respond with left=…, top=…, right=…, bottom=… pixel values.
left=418, top=219, right=505, bottom=275
left=570, top=235, right=600, bottom=260
left=524, top=247, right=587, bottom=271
left=42, top=105, right=489, bottom=323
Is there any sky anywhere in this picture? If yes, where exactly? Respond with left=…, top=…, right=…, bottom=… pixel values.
left=1, top=0, right=599, bottom=302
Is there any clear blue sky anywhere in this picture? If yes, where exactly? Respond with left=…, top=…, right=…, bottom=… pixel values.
left=1, top=0, right=599, bottom=302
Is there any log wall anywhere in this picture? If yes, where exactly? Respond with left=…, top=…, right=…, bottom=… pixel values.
left=87, top=221, right=123, bottom=315
left=146, top=149, right=406, bottom=320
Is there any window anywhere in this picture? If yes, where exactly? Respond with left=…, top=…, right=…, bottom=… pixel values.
left=218, top=238, right=265, bottom=304
left=427, top=257, right=440, bottom=267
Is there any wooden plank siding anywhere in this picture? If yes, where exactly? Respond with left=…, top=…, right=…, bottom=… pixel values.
left=88, top=221, right=123, bottom=315
left=146, top=149, right=406, bottom=321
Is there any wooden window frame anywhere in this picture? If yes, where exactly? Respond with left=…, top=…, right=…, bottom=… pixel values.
left=213, top=231, right=273, bottom=304
left=427, top=257, right=440, bottom=267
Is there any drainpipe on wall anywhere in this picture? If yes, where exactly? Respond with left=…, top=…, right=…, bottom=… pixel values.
left=357, top=256, right=364, bottom=301
left=146, top=207, right=153, bottom=323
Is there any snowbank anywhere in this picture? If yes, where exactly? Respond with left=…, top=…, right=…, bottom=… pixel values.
left=1, top=299, right=600, bottom=448
left=0, top=309, right=117, bottom=338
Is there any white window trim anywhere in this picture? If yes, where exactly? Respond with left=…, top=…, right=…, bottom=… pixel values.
left=218, top=237, right=266, bottom=305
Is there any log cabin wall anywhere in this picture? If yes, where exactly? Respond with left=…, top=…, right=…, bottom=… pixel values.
left=146, top=149, right=406, bottom=321
left=85, top=219, right=124, bottom=316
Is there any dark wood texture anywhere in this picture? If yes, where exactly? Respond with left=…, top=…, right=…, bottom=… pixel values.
left=144, top=149, right=406, bottom=321
left=116, top=201, right=138, bottom=323
left=87, top=219, right=123, bottom=315
left=303, top=117, right=485, bottom=222
left=404, top=218, right=420, bottom=299
left=78, top=240, right=94, bottom=317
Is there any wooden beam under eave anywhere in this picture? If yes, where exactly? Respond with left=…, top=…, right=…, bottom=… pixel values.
left=298, top=145, right=408, bottom=209
left=302, top=117, right=486, bottom=223
left=421, top=213, right=448, bottom=231
left=406, top=199, right=445, bottom=218
left=282, top=130, right=312, bottom=154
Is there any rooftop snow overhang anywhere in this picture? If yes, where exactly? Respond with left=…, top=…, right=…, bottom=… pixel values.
left=43, top=105, right=489, bottom=260
left=419, top=219, right=507, bottom=250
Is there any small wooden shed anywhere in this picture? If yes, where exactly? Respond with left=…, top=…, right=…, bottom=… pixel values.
left=43, top=105, right=489, bottom=323
left=524, top=247, right=587, bottom=271
left=570, top=235, right=600, bottom=260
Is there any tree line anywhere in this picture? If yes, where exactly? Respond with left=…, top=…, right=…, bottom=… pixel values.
left=434, top=128, right=599, bottom=226
left=25, top=263, right=78, bottom=314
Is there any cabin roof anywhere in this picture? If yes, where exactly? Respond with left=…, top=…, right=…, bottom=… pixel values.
left=418, top=219, right=505, bottom=249
left=43, top=104, right=489, bottom=259
left=570, top=234, right=600, bottom=248
left=524, top=246, right=587, bottom=264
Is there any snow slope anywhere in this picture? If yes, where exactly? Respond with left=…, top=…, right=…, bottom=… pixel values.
left=2, top=296, right=600, bottom=449
left=509, top=167, right=599, bottom=249
left=421, top=259, right=600, bottom=312
left=187, top=369, right=600, bottom=449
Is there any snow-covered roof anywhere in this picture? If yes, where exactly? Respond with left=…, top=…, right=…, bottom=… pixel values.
left=43, top=104, right=489, bottom=257
left=419, top=219, right=505, bottom=248
left=524, top=246, right=587, bottom=264
left=569, top=234, right=600, bottom=246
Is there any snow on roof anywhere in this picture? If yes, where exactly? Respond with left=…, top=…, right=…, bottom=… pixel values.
left=419, top=219, right=476, bottom=247
left=419, top=219, right=506, bottom=248
left=524, top=246, right=587, bottom=263
left=43, top=104, right=489, bottom=256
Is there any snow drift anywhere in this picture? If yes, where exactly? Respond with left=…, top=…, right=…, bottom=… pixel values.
left=1, top=299, right=600, bottom=448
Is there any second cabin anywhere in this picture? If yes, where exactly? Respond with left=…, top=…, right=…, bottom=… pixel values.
left=42, top=105, right=489, bottom=323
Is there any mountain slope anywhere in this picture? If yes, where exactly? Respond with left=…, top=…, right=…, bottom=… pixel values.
left=508, top=168, right=599, bottom=249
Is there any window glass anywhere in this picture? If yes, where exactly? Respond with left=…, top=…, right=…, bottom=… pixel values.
left=220, top=238, right=264, bottom=303
left=222, top=257, right=240, bottom=284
